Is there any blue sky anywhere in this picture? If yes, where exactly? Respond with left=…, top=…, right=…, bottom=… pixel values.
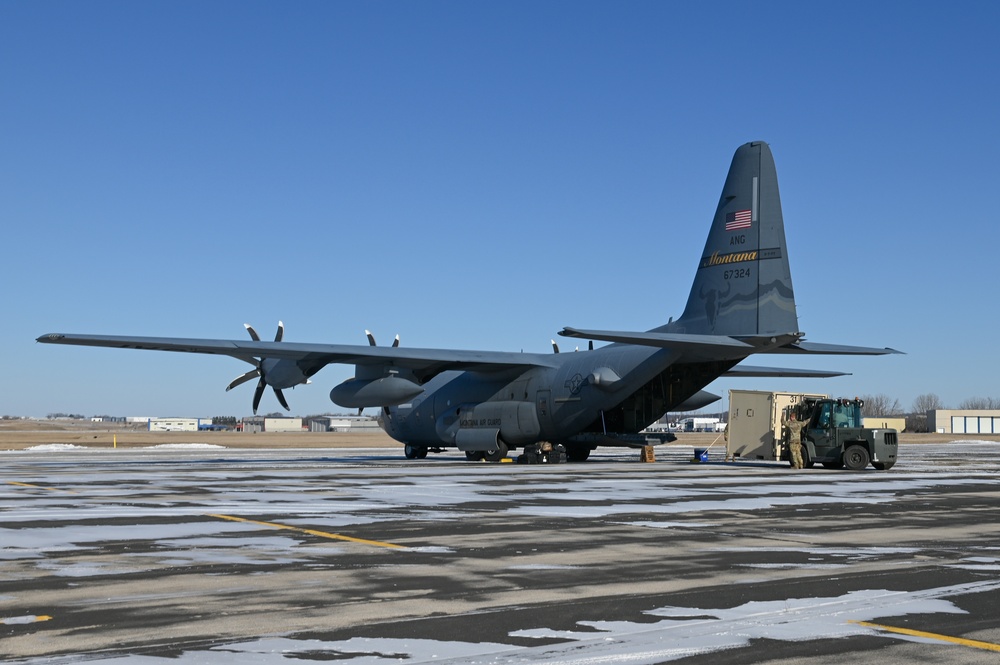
left=3, top=1, right=997, bottom=418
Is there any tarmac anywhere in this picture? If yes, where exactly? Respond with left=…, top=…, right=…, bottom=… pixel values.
left=3, top=440, right=1000, bottom=664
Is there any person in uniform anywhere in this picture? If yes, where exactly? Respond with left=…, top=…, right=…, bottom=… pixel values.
left=782, top=410, right=807, bottom=469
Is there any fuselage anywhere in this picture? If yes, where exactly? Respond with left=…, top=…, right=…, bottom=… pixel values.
left=380, top=343, right=723, bottom=451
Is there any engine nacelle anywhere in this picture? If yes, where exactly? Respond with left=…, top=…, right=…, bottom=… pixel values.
left=589, top=366, right=622, bottom=390
left=260, top=358, right=309, bottom=389
left=674, top=390, right=721, bottom=412
left=329, top=376, right=424, bottom=409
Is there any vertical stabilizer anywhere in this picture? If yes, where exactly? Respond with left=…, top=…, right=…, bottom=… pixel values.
left=666, top=141, right=798, bottom=337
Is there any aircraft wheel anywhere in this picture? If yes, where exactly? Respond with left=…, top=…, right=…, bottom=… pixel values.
left=484, top=441, right=508, bottom=463
left=566, top=446, right=591, bottom=462
left=465, top=450, right=485, bottom=461
left=404, top=445, right=426, bottom=460
left=822, top=460, right=844, bottom=469
left=872, top=461, right=894, bottom=471
left=843, top=445, right=870, bottom=471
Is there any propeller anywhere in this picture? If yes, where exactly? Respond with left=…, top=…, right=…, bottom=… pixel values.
left=360, top=330, right=400, bottom=415
left=366, top=330, right=399, bottom=348
left=226, top=321, right=290, bottom=415
left=552, top=339, right=594, bottom=353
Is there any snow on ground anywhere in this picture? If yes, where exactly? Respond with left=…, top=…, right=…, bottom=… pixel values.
left=34, top=580, right=1000, bottom=664
left=4, top=442, right=1000, bottom=663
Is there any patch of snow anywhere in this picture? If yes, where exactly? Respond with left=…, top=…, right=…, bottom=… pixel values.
left=23, top=444, right=88, bottom=451
left=1, top=615, right=48, bottom=625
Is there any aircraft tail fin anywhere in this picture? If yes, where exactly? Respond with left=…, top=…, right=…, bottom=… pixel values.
left=663, top=141, right=799, bottom=337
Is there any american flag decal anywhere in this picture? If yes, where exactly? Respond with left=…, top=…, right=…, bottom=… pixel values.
left=725, top=209, right=752, bottom=231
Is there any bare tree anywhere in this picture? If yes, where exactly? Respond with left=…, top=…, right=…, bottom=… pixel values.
left=860, top=394, right=903, bottom=417
left=907, top=393, right=943, bottom=433
left=958, top=397, right=1000, bottom=410
left=912, top=393, right=944, bottom=413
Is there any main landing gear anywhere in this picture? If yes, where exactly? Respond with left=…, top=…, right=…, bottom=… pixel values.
left=464, top=441, right=509, bottom=463
left=404, top=444, right=427, bottom=459
left=404, top=445, right=444, bottom=459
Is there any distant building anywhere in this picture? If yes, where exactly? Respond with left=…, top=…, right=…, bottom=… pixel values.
left=863, top=417, right=906, bottom=432
left=306, top=415, right=382, bottom=432
left=927, top=410, right=1000, bottom=434
left=148, top=418, right=212, bottom=432
left=677, top=417, right=721, bottom=432
left=240, top=416, right=303, bottom=433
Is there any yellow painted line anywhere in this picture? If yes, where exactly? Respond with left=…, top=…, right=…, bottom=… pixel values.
left=207, top=513, right=405, bottom=550
left=6, top=481, right=77, bottom=494
left=851, top=620, right=1000, bottom=652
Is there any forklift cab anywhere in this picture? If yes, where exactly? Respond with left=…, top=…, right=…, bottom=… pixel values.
left=807, top=399, right=863, bottom=430
left=798, top=398, right=865, bottom=463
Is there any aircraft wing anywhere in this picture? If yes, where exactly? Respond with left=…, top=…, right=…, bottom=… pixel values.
left=35, top=333, right=554, bottom=383
left=723, top=365, right=849, bottom=378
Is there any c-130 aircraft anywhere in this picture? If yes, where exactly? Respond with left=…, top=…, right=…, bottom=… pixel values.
left=38, top=141, right=897, bottom=462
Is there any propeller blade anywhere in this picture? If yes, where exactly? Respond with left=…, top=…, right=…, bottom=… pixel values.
left=244, top=323, right=261, bottom=342
left=273, top=387, right=290, bottom=411
left=367, top=330, right=400, bottom=347
left=551, top=339, right=560, bottom=353
left=226, top=368, right=260, bottom=392
left=252, top=377, right=266, bottom=415
left=274, top=321, right=284, bottom=343
left=589, top=340, right=594, bottom=351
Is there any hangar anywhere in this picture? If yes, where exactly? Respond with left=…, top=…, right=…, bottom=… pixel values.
left=927, top=409, right=1000, bottom=434
left=240, top=417, right=303, bottom=433
left=147, top=418, right=207, bottom=432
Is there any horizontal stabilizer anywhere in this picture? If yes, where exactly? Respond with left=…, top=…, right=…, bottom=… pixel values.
left=724, top=365, right=850, bottom=378
left=559, top=327, right=752, bottom=351
left=766, top=341, right=903, bottom=355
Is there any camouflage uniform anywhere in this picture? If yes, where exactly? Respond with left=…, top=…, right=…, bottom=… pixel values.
left=782, top=415, right=807, bottom=469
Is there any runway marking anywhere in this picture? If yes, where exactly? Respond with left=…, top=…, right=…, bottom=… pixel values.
left=850, top=620, right=1000, bottom=652
left=207, top=513, right=405, bottom=550
left=6, top=481, right=77, bottom=494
